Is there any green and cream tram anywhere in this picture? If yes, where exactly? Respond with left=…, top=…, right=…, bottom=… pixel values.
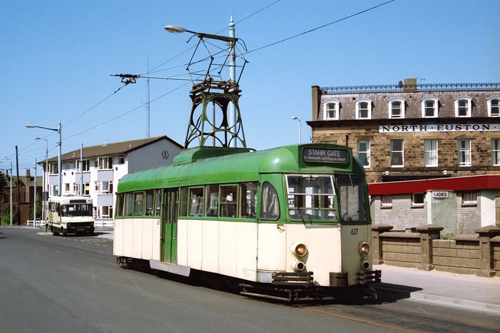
left=114, top=144, right=380, bottom=299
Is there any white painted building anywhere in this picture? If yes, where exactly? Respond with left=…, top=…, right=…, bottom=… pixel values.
left=39, top=136, right=183, bottom=226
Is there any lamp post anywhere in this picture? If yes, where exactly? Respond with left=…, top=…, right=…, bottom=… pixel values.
left=0, top=162, right=13, bottom=226
left=26, top=120, right=62, bottom=196
left=292, top=116, right=301, bottom=144
left=34, top=137, right=48, bottom=224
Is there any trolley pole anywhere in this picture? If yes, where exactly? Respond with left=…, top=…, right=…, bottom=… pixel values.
left=229, top=16, right=236, bottom=148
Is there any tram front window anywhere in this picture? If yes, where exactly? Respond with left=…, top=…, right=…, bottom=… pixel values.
left=286, top=175, right=336, bottom=222
left=337, top=176, right=366, bottom=222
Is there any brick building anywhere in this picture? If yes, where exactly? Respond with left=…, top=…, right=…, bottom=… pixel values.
left=309, top=79, right=500, bottom=234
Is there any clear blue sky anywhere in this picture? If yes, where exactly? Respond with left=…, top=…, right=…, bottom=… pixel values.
left=1, top=0, right=499, bottom=175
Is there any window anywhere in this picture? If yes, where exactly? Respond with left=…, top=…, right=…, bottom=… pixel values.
left=356, top=100, right=372, bottom=119
left=77, top=160, right=89, bottom=172
left=357, top=140, right=370, bottom=167
left=324, top=101, right=339, bottom=120
left=98, top=156, right=113, bottom=170
left=337, top=177, right=366, bottom=221
left=286, top=175, right=336, bottom=221
left=240, top=182, right=258, bottom=218
left=457, top=139, right=471, bottom=166
left=95, top=181, right=112, bottom=194
left=381, top=195, right=392, bottom=208
left=462, top=191, right=477, bottom=206
left=492, top=139, right=500, bottom=166
left=424, top=139, right=438, bottom=167
left=50, top=162, right=59, bottom=175
left=455, top=97, right=471, bottom=117
left=65, top=183, right=70, bottom=192
left=412, top=193, right=425, bottom=207
left=133, top=192, right=144, bottom=216
left=189, top=187, right=204, bottom=216
left=145, top=190, right=154, bottom=216
left=421, top=98, right=438, bottom=117
left=488, top=97, right=500, bottom=117
left=220, top=185, right=238, bottom=217
left=125, top=192, right=134, bottom=216
left=260, top=182, right=280, bottom=220
left=390, top=139, right=404, bottom=167
left=389, top=99, right=405, bottom=118
left=206, top=184, right=219, bottom=216
left=101, top=206, right=113, bottom=218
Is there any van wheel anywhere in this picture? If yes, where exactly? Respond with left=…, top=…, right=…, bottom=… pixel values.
left=62, top=228, right=67, bottom=237
left=52, top=226, right=59, bottom=236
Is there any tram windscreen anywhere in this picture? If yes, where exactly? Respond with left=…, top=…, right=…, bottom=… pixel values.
left=61, top=204, right=93, bottom=217
left=286, top=175, right=336, bottom=222
left=337, top=176, right=366, bottom=222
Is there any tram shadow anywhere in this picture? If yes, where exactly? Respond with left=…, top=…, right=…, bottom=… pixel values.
left=373, top=282, right=423, bottom=303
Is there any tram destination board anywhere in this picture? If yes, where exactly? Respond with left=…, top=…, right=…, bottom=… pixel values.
left=302, top=147, right=349, bottom=164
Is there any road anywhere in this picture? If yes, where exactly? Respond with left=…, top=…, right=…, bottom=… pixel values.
left=0, top=227, right=498, bottom=333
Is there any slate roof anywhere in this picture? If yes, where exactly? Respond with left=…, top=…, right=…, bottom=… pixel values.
left=43, top=136, right=183, bottom=163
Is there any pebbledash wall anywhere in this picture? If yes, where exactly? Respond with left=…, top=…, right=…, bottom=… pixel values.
left=372, top=224, right=500, bottom=277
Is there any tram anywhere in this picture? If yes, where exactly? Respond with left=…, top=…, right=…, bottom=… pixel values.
left=113, top=144, right=381, bottom=300
left=48, top=196, right=95, bottom=236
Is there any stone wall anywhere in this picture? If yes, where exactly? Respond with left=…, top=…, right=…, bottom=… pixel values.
left=372, top=224, right=500, bottom=277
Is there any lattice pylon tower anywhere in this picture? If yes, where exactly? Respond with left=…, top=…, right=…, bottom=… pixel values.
left=184, top=78, right=246, bottom=149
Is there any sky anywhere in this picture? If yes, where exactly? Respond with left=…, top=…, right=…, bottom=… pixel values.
left=1, top=0, right=499, bottom=176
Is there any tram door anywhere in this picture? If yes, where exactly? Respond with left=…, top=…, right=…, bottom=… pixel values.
left=161, top=189, right=178, bottom=263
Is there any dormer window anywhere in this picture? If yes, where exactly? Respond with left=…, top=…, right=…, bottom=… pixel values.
left=455, top=97, right=471, bottom=117
left=421, top=97, right=438, bottom=118
left=488, top=96, right=500, bottom=117
left=356, top=99, right=372, bottom=119
left=388, top=98, right=405, bottom=118
left=324, top=101, right=339, bottom=120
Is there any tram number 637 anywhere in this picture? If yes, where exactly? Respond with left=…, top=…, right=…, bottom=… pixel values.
left=351, top=228, right=358, bottom=235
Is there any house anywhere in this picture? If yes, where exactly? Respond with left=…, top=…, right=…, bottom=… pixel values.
left=39, top=136, right=183, bottom=226
left=309, top=79, right=500, bottom=233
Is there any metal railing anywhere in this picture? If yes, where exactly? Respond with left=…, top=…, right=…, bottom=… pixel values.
left=321, top=82, right=500, bottom=94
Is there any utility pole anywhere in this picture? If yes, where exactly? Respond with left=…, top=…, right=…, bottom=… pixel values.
left=15, top=146, right=20, bottom=225
left=229, top=16, right=236, bottom=148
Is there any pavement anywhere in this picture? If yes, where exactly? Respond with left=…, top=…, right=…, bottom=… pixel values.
left=374, top=264, right=500, bottom=313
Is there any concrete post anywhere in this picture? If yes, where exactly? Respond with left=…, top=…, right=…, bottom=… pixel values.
left=371, top=224, right=393, bottom=264
left=475, top=225, right=500, bottom=277
left=416, top=224, right=443, bottom=271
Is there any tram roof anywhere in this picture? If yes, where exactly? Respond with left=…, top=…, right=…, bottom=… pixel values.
left=117, top=144, right=358, bottom=193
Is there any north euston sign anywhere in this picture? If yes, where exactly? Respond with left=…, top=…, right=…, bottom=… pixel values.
left=380, top=124, right=500, bottom=133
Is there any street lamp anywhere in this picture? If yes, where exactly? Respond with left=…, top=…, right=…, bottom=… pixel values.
left=292, top=116, right=301, bottom=144
left=34, top=137, right=48, bottom=224
left=26, top=120, right=62, bottom=196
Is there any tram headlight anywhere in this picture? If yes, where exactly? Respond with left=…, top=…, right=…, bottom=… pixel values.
left=291, top=242, right=308, bottom=258
left=359, top=242, right=370, bottom=256
left=292, top=260, right=306, bottom=272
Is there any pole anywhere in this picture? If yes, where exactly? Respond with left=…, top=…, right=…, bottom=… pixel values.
left=9, top=162, right=12, bottom=227
left=80, top=144, right=83, bottom=196
left=34, top=158, right=37, bottom=226
left=58, top=120, right=62, bottom=196
left=15, top=146, right=20, bottom=225
left=229, top=16, right=236, bottom=148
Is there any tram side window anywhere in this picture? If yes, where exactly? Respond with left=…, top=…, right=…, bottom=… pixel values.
left=155, top=189, right=162, bottom=216
left=125, top=193, right=134, bottom=216
left=189, top=187, right=204, bottom=216
left=220, top=185, right=238, bottom=218
left=133, top=192, right=144, bottom=216
left=260, top=182, right=280, bottom=220
left=240, top=182, right=258, bottom=219
left=116, top=194, right=124, bottom=217
left=179, top=187, right=188, bottom=216
left=145, top=190, right=154, bottom=216
left=337, top=177, right=366, bottom=222
left=206, top=184, right=219, bottom=217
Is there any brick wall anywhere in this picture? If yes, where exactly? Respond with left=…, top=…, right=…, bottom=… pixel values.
left=432, top=239, right=480, bottom=274
left=379, top=233, right=421, bottom=268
